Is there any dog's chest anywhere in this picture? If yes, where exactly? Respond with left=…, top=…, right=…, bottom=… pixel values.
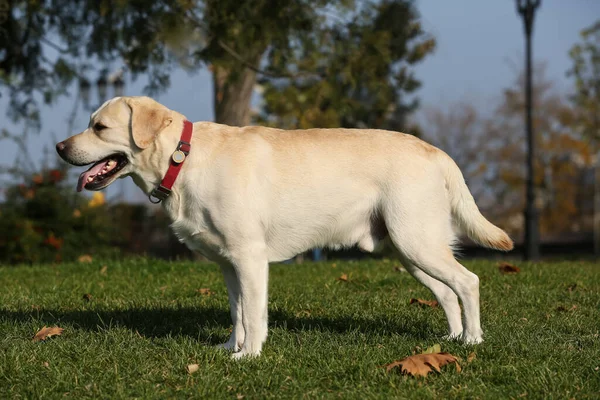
left=166, top=201, right=227, bottom=259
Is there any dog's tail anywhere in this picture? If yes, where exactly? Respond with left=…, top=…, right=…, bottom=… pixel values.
left=439, top=153, right=514, bottom=251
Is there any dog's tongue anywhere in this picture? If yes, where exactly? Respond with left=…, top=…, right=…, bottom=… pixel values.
left=77, top=160, right=109, bottom=192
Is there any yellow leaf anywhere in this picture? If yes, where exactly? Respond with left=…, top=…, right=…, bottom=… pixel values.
left=186, top=364, right=199, bottom=374
left=88, top=192, right=105, bottom=208
left=467, top=352, right=477, bottom=363
left=423, top=344, right=441, bottom=354
left=78, top=254, right=93, bottom=263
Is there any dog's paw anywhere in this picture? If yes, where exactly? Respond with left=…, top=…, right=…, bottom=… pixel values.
left=216, top=342, right=237, bottom=352
left=231, top=350, right=260, bottom=360
left=461, top=334, right=483, bottom=345
left=442, top=332, right=463, bottom=341
left=216, top=339, right=242, bottom=352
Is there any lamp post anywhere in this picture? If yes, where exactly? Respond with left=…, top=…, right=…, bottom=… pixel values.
left=78, top=68, right=125, bottom=111
left=516, top=0, right=541, bottom=261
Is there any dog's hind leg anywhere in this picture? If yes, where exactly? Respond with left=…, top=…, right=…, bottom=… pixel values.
left=383, top=181, right=483, bottom=344
left=217, top=263, right=245, bottom=352
left=394, top=240, right=482, bottom=344
left=401, top=260, right=463, bottom=339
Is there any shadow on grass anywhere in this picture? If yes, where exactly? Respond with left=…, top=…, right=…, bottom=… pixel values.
left=0, top=306, right=433, bottom=344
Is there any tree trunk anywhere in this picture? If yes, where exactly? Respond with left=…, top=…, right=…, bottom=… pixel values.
left=212, top=56, right=262, bottom=126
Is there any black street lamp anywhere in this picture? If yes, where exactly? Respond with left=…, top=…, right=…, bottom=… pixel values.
left=516, top=0, right=541, bottom=261
left=78, top=69, right=126, bottom=111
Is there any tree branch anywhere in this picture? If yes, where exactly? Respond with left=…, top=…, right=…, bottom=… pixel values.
left=183, top=9, right=324, bottom=80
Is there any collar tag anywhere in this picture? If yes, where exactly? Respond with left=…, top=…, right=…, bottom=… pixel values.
left=172, top=150, right=186, bottom=164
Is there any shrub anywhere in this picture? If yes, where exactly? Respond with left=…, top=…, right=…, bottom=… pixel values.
left=0, top=167, right=121, bottom=264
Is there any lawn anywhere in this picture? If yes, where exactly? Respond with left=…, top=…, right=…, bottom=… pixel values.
left=1, top=258, right=599, bottom=399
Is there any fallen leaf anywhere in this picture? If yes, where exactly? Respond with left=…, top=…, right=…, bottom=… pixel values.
left=385, top=352, right=461, bottom=377
left=467, top=352, right=477, bottom=363
left=159, top=286, right=168, bottom=292
left=566, top=283, right=577, bottom=293
left=556, top=305, right=577, bottom=312
left=100, top=265, right=108, bottom=275
left=337, top=273, right=348, bottom=282
left=409, top=298, right=439, bottom=308
left=78, top=254, right=93, bottom=263
left=82, top=293, right=93, bottom=302
left=186, top=364, right=199, bottom=374
left=196, top=288, right=214, bottom=296
left=394, top=266, right=407, bottom=273
left=236, top=394, right=245, bottom=400
left=498, top=262, right=520, bottom=274
left=423, top=344, right=441, bottom=354
left=33, top=326, right=64, bottom=342
left=42, top=361, right=49, bottom=368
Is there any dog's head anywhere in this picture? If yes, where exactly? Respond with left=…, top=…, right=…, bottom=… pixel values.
left=56, top=96, right=174, bottom=192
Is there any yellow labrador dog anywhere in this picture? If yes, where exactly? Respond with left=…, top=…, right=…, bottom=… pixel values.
left=57, top=96, right=513, bottom=358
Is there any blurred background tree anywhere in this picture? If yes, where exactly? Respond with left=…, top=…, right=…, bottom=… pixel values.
left=568, top=20, right=600, bottom=143
left=255, top=1, right=434, bottom=131
left=422, top=64, right=594, bottom=240
left=0, top=0, right=433, bottom=129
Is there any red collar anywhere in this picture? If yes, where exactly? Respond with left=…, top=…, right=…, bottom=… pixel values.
left=149, top=120, right=193, bottom=203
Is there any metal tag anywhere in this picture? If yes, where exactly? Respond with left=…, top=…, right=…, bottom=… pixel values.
left=172, top=150, right=186, bottom=164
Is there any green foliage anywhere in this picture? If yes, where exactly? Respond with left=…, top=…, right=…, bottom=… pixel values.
left=0, top=0, right=434, bottom=128
left=0, top=259, right=599, bottom=398
left=0, top=167, right=120, bottom=264
left=568, top=20, right=600, bottom=141
left=256, top=1, right=435, bottom=131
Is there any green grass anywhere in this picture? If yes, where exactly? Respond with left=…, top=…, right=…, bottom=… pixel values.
left=1, top=258, right=599, bottom=399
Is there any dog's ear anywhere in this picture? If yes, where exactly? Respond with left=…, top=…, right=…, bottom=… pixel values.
left=125, top=98, right=172, bottom=149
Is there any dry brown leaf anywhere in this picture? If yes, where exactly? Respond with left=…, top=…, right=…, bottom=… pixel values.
left=337, top=273, right=348, bottom=282
left=409, top=298, right=439, bottom=308
left=33, top=326, right=64, bottom=342
left=42, top=361, right=49, bottom=368
left=498, top=262, right=520, bottom=274
left=236, top=394, right=245, bottom=400
left=394, top=266, right=407, bottom=273
left=385, top=352, right=461, bottom=377
left=197, top=288, right=214, bottom=296
left=82, top=293, right=93, bottom=302
left=100, top=265, right=108, bottom=275
left=78, top=254, right=93, bottom=263
left=467, top=352, right=476, bottom=363
left=186, top=364, right=199, bottom=374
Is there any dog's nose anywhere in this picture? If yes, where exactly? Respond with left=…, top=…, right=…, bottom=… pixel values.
left=56, top=141, right=66, bottom=154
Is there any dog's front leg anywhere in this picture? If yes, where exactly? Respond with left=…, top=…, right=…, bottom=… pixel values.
left=217, top=263, right=245, bottom=352
left=230, top=250, right=269, bottom=359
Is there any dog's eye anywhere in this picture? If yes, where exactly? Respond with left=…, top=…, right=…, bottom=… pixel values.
left=94, top=122, right=107, bottom=131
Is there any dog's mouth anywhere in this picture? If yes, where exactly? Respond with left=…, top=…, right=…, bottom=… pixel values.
left=77, top=153, right=129, bottom=192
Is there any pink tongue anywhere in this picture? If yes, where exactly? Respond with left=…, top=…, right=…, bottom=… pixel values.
left=77, top=160, right=109, bottom=192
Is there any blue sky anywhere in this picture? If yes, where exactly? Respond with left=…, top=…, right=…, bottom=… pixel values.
left=1, top=0, right=599, bottom=202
